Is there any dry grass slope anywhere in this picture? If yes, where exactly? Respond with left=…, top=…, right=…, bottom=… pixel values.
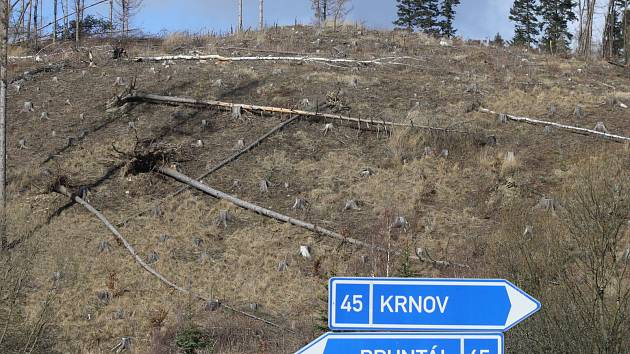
left=1, top=25, right=628, bottom=353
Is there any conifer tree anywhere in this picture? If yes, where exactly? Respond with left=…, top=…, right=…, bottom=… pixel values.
left=439, top=0, right=461, bottom=37
left=394, top=0, right=418, bottom=31
left=493, top=32, right=506, bottom=46
left=539, top=0, right=577, bottom=53
left=416, top=0, right=441, bottom=35
left=509, top=0, right=541, bottom=46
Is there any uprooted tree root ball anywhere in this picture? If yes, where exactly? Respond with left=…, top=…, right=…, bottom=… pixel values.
left=113, top=140, right=180, bottom=176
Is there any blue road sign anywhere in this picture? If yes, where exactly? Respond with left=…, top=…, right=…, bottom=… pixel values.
left=295, top=332, right=504, bottom=354
left=329, top=278, right=540, bottom=331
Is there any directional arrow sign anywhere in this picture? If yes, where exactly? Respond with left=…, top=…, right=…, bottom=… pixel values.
left=329, top=278, right=540, bottom=331
left=295, top=332, right=503, bottom=354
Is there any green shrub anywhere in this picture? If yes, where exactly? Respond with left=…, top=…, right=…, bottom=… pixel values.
left=175, top=325, right=212, bottom=354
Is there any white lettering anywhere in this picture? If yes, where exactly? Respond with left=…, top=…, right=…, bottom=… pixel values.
left=437, top=296, right=449, bottom=313
left=424, top=296, right=436, bottom=313
left=381, top=296, right=393, bottom=312
left=409, top=296, right=422, bottom=313
left=395, top=296, right=407, bottom=313
left=360, top=351, right=372, bottom=354
left=378, top=296, right=449, bottom=314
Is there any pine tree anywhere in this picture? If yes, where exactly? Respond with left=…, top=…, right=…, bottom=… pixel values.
left=439, top=0, right=461, bottom=37
left=539, top=0, right=577, bottom=53
left=394, top=0, right=418, bottom=30
left=509, top=0, right=541, bottom=47
left=416, top=0, right=441, bottom=35
left=493, top=32, right=505, bottom=46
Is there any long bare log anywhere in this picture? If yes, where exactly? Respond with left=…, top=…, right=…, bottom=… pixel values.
left=116, top=114, right=304, bottom=227
left=479, top=107, right=630, bottom=143
left=158, top=166, right=384, bottom=251
left=132, top=53, right=418, bottom=67
left=52, top=185, right=285, bottom=330
left=10, top=64, right=64, bottom=84
left=120, top=92, right=470, bottom=134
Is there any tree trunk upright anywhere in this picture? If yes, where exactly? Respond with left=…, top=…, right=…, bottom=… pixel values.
left=53, top=0, right=58, bottom=43
left=578, top=0, right=597, bottom=58
left=27, top=0, right=31, bottom=40
left=259, top=0, right=264, bottom=31
left=33, top=0, right=38, bottom=47
left=74, top=0, right=79, bottom=42
left=314, top=0, right=321, bottom=27
left=61, top=0, right=67, bottom=39
left=109, top=0, right=113, bottom=36
left=39, top=0, right=43, bottom=33
left=20, top=0, right=25, bottom=36
left=121, top=0, right=129, bottom=36
left=625, top=4, right=629, bottom=65
left=0, top=0, right=8, bottom=249
left=238, top=0, right=243, bottom=32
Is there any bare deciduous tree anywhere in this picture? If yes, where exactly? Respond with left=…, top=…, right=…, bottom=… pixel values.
left=330, top=0, right=351, bottom=31
left=577, top=0, right=597, bottom=58
left=311, top=0, right=329, bottom=26
left=561, top=159, right=630, bottom=353
left=116, top=0, right=142, bottom=36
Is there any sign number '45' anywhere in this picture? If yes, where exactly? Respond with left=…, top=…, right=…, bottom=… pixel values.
left=340, top=295, right=363, bottom=312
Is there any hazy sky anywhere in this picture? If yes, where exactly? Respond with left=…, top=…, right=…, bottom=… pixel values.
left=37, top=0, right=609, bottom=41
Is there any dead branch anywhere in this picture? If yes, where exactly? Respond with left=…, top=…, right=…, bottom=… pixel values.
left=115, top=113, right=305, bottom=227
left=51, top=185, right=286, bottom=331
left=119, top=92, right=469, bottom=134
left=479, top=107, right=630, bottom=143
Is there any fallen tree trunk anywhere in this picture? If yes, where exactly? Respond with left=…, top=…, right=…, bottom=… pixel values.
left=119, top=92, right=469, bottom=134
left=133, top=53, right=415, bottom=67
left=116, top=114, right=304, bottom=227
left=479, top=107, right=630, bottom=143
left=52, top=185, right=285, bottom=330
left=10, top=64, right=64, bottom=84
left=158, top=166, right=382, bottom=251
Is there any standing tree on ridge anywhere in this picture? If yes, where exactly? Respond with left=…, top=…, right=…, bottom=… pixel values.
left=510, top=0, right=541, bottom=47
left=439, top=0, right=460, bottom=37
left=394, top=0, right=418, bottom=31
left=539, top=0, right=577, bottom=53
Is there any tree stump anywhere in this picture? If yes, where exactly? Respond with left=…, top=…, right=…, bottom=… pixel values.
left=21, top=101, right=35, bottom=112
left=299, top=245, right=312, bottom=259
left=98, top=240, right=112, bottom=253
left=344, top=200, right=360, bottom=211
left=146, top=251, right=159, bottom=264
